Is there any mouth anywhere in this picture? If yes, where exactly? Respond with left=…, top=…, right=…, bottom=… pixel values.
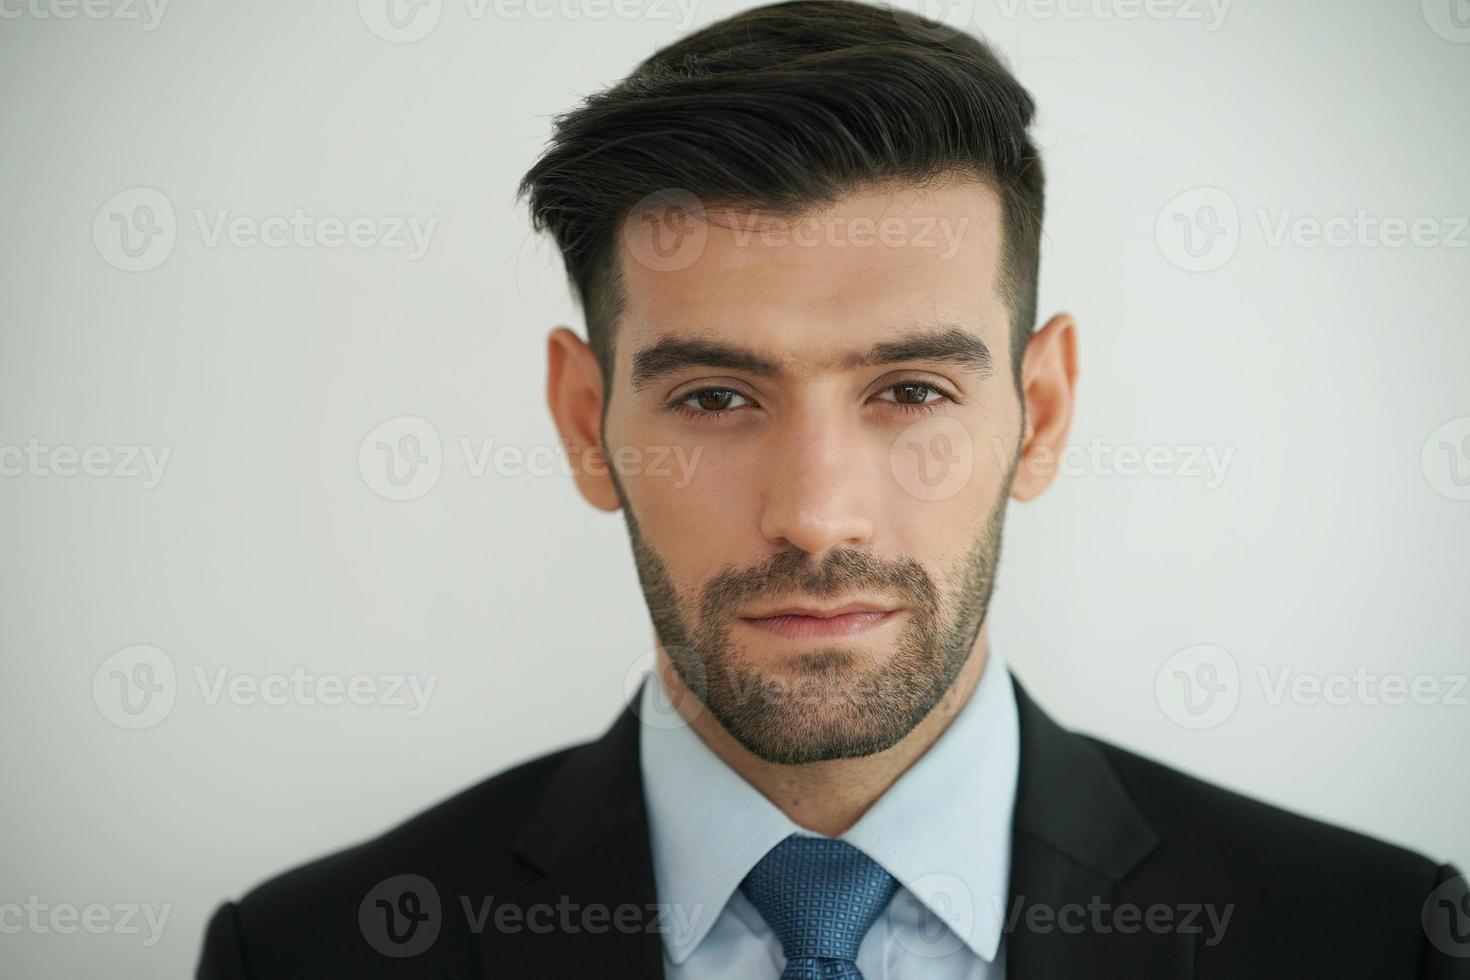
left=738, top=600, right=903, bottom=640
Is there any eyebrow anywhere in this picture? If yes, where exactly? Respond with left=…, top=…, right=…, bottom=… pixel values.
left=847, top=327, right=993, bottom=374
left=629, top=325, right=993, bottom=391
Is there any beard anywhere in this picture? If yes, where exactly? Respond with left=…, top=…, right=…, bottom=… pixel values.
left=614, top=472, right=1014, bottom=765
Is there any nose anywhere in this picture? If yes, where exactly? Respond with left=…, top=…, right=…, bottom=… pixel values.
left=758, top=409, right=876, bottom=556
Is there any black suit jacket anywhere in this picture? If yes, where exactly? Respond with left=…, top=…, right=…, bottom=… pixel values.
left=198, top=677, right=1468, bottom=978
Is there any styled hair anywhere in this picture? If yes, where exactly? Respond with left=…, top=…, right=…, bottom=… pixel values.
left=517, top=0, right=1045, bottom=384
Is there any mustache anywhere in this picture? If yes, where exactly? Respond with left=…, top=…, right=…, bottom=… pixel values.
left=698, top=547, right=937, bottom=622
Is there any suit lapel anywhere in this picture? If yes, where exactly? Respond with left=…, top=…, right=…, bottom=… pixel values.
left=1005, top=678, right=1196, bottom=979
left=482, top=698, right=666, bottom=979
left=477, top=674, right=1196, bottom=979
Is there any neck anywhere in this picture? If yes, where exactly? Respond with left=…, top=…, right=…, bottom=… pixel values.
left=654, top=622, right=991, bottom=837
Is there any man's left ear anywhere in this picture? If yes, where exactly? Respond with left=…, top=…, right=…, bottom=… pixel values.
left=1010, top=313, right=1078, bottom=501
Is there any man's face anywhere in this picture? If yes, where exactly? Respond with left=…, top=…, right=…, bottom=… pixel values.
left=601, top=178, right=1027, bottom=764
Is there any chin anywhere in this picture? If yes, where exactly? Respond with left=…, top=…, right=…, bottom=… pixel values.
left=724, top=710, right=913, bottom=765
left=703, top=657, right=921, bottom=764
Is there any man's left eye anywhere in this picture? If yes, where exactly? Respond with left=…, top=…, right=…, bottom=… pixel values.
left=877, top=382, right=947, bottom=406
left=678, top=388, right=750, bottom=413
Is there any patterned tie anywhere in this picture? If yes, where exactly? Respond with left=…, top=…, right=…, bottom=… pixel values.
left=739, top=834, right=901, bottom=980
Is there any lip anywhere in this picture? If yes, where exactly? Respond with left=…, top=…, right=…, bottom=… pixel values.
left=739, top=601, right=903, bottom=640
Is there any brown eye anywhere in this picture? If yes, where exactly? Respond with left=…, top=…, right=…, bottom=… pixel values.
left=677, top=388, right=750, bottom=414
left=697, top=389, right=736, bottom=411
left=892, top=382, right=933, bottom=405
left=875, top=380, right=953, bottom=411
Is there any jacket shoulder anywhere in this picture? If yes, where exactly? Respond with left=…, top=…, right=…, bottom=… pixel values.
left=198, top=740, right=584, bottom=979
left=1090, top=736, right=1442, bottom=882
left=1086, top=736, right=1462, bottom=976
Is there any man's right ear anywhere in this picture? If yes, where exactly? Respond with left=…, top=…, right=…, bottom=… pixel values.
left=546, top=327, right=621, bottom=512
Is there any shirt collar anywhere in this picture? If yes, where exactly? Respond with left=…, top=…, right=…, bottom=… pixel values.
left=637, top=642, right=1019, bottom=965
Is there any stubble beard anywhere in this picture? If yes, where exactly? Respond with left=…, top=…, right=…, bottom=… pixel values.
left=617, top=483, right=1012, bottom=765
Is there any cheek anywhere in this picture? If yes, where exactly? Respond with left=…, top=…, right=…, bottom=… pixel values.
left=614, top=432, right=756, bottom=578
left=879, top=408, right=1014, bottom=562
left=882, top=400, right=1014, bottom=509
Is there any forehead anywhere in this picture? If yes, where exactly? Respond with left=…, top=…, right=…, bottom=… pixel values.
left=614, top=177, right=1008, bottom=370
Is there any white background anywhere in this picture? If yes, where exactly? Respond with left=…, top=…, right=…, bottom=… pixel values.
left=1, top=0, right=1467, bottom=975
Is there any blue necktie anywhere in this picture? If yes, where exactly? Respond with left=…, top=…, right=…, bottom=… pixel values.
left=739, top=835, right=901, bottom=980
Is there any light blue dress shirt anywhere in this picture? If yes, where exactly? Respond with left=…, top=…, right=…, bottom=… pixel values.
left=637, top=642, right=1019, bottom=979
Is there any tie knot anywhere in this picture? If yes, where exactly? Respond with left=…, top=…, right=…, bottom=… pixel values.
left=739, top=835, right=900, bottom=969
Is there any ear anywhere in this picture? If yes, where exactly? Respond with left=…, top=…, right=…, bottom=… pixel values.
left=1010, top=313, right=1078, bottom=502
left=546, top=327, right=621, bottom=512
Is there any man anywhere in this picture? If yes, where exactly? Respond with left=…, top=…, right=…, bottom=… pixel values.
left=197, top=1, right=1467, bottom=976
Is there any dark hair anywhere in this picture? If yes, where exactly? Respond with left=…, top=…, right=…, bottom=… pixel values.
left=517, top=0, right=1045, bottom=384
